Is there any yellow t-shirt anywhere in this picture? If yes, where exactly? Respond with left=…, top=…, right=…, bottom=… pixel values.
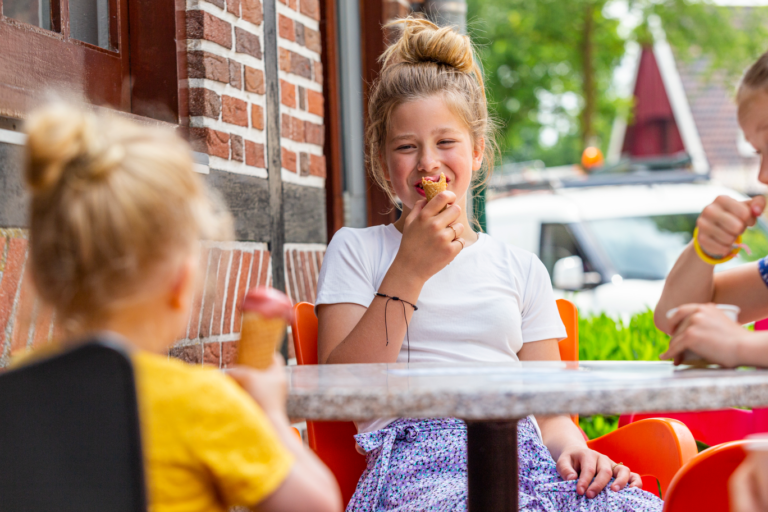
left=132, top=351, right=294, bottom=512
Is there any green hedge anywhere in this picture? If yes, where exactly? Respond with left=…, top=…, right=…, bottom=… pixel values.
left=577, top=309, right=670, bottom=439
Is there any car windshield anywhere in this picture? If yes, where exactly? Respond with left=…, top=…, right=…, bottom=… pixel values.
left=585, top=214, right=768, bottom=280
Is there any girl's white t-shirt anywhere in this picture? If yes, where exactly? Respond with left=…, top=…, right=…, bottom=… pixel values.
left=316, top=224, right=567, bottom=434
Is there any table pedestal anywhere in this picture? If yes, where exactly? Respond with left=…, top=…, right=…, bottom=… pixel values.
left=467, top=419, right=519, bottom=512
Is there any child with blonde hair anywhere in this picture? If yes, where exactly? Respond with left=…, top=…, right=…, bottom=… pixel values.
left=21, top=103, right=341, bottom=512
left=316, top=17, right=662, bottom=511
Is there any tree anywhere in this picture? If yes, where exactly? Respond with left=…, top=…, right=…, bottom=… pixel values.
left=467, top=0, right=768, bottom=166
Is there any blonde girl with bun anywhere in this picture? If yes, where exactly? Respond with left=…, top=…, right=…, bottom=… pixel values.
left=21, top=104, right=341, bottom=512
left=315, top=17, right=662, bottom=511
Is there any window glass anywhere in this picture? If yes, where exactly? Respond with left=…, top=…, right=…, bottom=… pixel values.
left=540, top=223, right=593, bottom=277
left=69, top=0, right=112, bottom=49
left=3, top=0, right=52, bottom=30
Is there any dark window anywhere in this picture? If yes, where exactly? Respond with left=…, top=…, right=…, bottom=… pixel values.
left=540, top=223, right=594, bottom=278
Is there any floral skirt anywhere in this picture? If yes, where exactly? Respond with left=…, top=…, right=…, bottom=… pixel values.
left=347, top=417, right=663, bottom=512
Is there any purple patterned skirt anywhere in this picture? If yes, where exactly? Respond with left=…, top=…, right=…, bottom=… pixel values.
left=347, top=417, right=663, bottom=512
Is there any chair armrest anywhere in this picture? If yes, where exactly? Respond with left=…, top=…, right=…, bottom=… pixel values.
left=586, top=418, right=697, bottom=497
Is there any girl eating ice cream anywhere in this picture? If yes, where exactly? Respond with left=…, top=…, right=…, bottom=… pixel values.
left=315, top=16, right=663, bottom=512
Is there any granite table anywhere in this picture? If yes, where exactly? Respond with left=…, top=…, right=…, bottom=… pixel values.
left=286, top=360, right=768, bottom=511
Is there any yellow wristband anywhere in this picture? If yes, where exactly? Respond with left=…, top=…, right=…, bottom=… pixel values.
left=693, top=227, right=741, bottom=265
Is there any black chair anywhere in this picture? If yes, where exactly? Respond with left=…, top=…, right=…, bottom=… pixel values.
left=0, top=338, right=146, bottom=512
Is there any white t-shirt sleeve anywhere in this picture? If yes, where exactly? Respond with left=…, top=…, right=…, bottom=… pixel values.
left=316, top=228, right=377, bottom=310
left=520, top=255, right=567, bottom=343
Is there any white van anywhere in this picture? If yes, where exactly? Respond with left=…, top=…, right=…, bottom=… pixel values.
left=486, top=181, right=768, bottom=318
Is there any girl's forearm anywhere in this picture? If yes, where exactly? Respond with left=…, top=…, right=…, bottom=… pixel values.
left=737, top=330, right=768, bottom=367
left=325, top=260, right=425, bottom=364
left=655, top=244, right=716, bottom=333
left=536, top=415, right=586, bottom=461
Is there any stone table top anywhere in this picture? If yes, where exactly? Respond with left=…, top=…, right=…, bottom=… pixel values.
left=286, top=361, right=768, bottom=421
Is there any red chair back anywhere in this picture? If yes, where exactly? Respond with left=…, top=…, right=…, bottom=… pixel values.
left=556, top=299, right=578, bottom=362
left=662, top=440, right=748, bottom=511
left=291, top=303, right=366, bottom=506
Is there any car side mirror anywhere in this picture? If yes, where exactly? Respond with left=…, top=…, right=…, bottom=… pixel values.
left=553, top=255, right=585, bottom=291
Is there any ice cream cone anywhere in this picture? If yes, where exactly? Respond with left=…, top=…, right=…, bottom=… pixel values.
left=238, top=313, right=287, bottom=369
left=237, top=287, right=293, bottom=369
left=422, top=173, right=447, bottom=202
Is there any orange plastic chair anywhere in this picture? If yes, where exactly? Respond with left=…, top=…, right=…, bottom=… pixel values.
left=292, top=300, right=697, bottom=503
left=661, top=440, right=748, bottom=511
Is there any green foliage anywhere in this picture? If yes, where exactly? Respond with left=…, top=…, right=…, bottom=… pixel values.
left=466, top=0, right=768, bottom=167
left=578, top=309, right=669, bottom=439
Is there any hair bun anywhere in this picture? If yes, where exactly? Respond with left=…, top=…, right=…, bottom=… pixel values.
left=381, top=17, right=475, bottom=75
left=24, top=104, right=121, bottom=194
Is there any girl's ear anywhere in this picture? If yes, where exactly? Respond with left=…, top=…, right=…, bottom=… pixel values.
left=472, top=138, right=486, bottom=172
left=169, top=255, right=198, bottom=312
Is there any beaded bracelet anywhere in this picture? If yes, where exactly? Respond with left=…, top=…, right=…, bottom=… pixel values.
left=692, top=227, right=741, bottom=265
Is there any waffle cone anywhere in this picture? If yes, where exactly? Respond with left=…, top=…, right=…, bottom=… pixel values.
left=422, top=173, right=447, bottom=202
left=238, top=313, right=287, bottom=369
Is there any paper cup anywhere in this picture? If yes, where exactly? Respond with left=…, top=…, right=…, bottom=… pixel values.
left=237, top=312, right=287, bottom=369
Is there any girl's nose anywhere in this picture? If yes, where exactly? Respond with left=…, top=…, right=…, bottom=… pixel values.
left=760, top=155, right=768, bottom=185
left=417, top=148, right=440, bottom=173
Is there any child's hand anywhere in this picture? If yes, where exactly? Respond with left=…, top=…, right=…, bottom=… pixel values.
left=661, top=303, right=748, bottom=367
left=556, top=445, right=642, bottom=498
left=697, top=195, right=765, bottom=258
left=227, top=354, right=288, bottom=417
left=394, top=190, right=464, bottom=282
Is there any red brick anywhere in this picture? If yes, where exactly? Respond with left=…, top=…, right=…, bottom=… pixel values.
left=310, top=153, right=326, bottom=177
left=32, top=301, right=54, bottom=349
left=10, top=275, right=35, bottom=355
left=223, top=250, right=242, bottom=334
left=244, top=66, right=265, bottom=94
left=235, top=27, right=262, bottom=59
left=289, top=51, right=311, bottom=79
left=299, top=251, right=313, bottom=303
left=295, top=22, right=305, bottom=46
left=245, top=141, right=265, bottom=168
left=288, top=0, right=297, bottom=9
left=188, top=51, right=229, bottom=83
left=305, top=26, right=321, bottom=53
left=282, top=114, right=304, bottom=142
left=242, top=0, right=263, bottom=25
left=300, top=0, right=320, bottom=20
left=280, top=79, right=296, bottom=107
left=221, top=341, right=238, bottom=368
left=233, top=251, right=253, bottom=333
left=227, top=0, right=241, bottom=16
left=298, top=86, right=306, bottom=110
left=188, top=88, right=221, bottom=119
left=190, top=127, right=230, bottom=159
left=314, top=59, right=323, bottom=83
left=251, top=104, right=264, bottom=130
left=231, top=134, right=244, bottom=162
left=211, top=250, right=231, bottom=336
left=252, top=249, right=271, bottom=290
left=200, top=248, right=222, bottom=338
left=308, top=250, right=319, bottom=299
left=305, top=120, right=324, bottom=145
left=278, top=14, right=295, bottom=41
left=279, top=48, right=291, bottom=72
left=205, top=0, right=225, bottom=7
left=187, top=11, right=232, bottom=49
left=187, top=247, right=210, bottom=340
left=0, top=238, right=27, bottom=350
left=282, top=147, right=297, bottom=173
left=222, top=95, right=248, bottom=127
left=307, top=89, right=324, bottom=116
left=203, top=341, right=221, bottom=367
left=229, top=60, right=242, bottom=89
left=170, top=344, right=202, bottom=365
left=384, top=0, right=409, bottom=20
